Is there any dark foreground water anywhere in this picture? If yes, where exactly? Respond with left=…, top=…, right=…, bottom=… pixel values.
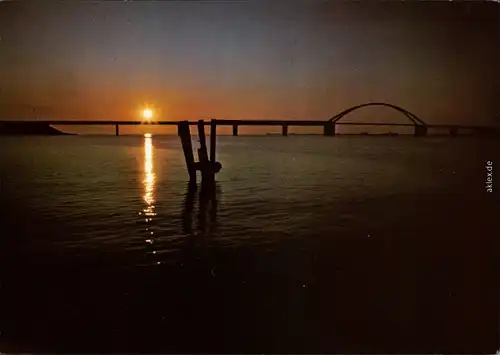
left=0, top=135, right=498, bottom=353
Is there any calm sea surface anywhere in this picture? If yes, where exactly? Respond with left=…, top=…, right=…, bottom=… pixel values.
left=0, top=135, right=498, bottom=353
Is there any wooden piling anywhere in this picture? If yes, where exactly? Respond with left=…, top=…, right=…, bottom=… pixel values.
left=178, top=121, right=196, bottom=182
left=197, top=120, right=209, bottom=163
left=115, top=124, right=119, bottom=136
left=210, top=119, right=217, bottom=164
left=232, top=124, right=238, bottom=136
left=197, top=120, right=214, bottom=184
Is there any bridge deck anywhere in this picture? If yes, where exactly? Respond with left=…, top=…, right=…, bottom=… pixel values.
left=0, top=120, right=495, bottom=130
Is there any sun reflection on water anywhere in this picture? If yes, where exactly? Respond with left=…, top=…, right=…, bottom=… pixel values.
left=142, top=133, right=158, bottom=261
left=143, top=133, right=156, bottom=218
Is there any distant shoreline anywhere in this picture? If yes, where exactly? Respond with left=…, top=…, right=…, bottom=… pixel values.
left=0, top=122, right=73, bottom=136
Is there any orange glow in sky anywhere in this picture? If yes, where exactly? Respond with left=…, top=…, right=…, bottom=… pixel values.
left=0, top=1, right=497, bottom=130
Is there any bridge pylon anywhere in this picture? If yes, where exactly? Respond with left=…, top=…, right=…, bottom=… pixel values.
left=414, top=125, right=428, bottom=137
left=323, top=123, right=336, bottom=136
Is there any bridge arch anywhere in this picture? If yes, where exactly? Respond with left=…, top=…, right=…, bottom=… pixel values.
left=328, top=102, right=427, bottom=126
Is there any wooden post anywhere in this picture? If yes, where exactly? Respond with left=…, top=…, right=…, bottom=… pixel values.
left=282, top=124, right=288, bottom=136
left=115, top=124, right=119, bottom=136
left=197, top=120, right=209, bottom=163
left=232, top=124, right=238, bottom=136
left=197, top=120, right=213, bottom=184
left=450, top=127, right=458, bottom=137
left=178, top=121, right=196, bottom=183
left=210, top=119, right=217, bottom=164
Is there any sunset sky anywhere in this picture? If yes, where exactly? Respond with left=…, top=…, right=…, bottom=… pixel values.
left=0, top=0, right=499, bottom=133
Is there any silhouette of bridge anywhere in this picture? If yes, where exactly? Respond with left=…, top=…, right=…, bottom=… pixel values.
left=1, top=102, right=498, bottom=137
left=326, top=102, right=427, bottom=136
left=2, top=102, right=498, bottom=185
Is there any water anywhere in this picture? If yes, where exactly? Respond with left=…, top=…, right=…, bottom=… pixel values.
left=0, top=135, right=498, bottom=353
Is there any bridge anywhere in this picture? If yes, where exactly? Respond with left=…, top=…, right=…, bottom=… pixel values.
left=1, top=102, right=497, bottom=138
left=2, top=102, right=498, bottom=185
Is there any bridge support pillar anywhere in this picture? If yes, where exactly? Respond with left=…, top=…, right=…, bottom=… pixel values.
left=450, top=127, right=458, bottom=136
left=414, top=125, right=427, bottom=137
left=115, top=124, right=119, bottom=136
left=282, top=124, right=288, bottom=136
left=232, top=124, right=238, bottom=136
left=323, top=123, right=336, bottom=136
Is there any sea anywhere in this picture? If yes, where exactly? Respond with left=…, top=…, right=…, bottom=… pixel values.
left=0, top=134, right=498, bottom=353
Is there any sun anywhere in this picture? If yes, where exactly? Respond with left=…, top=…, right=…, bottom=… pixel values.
left=142, top=108, right=153, bottom=121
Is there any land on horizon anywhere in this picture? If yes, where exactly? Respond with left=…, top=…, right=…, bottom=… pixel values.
left=0, top=122, right=72, bottom=135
